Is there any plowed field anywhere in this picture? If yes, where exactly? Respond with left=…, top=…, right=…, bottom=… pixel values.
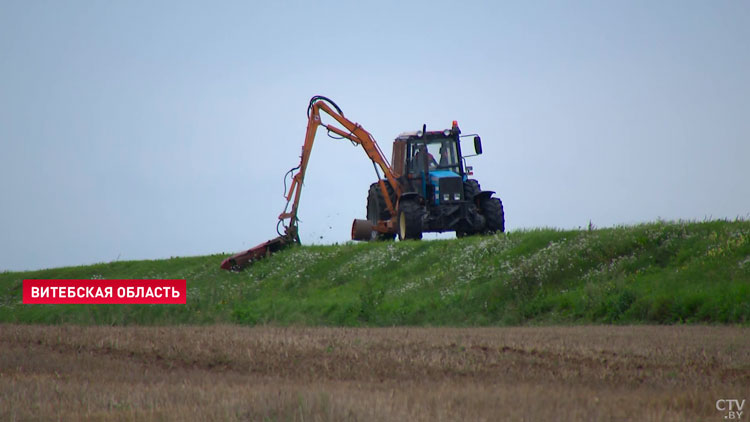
left=2, top=325, right=748, bottom=421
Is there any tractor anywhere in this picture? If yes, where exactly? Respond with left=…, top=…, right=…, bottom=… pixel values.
left=353, top=120, right=504, bottom=241
left=221, top=96, right=504, bottom=271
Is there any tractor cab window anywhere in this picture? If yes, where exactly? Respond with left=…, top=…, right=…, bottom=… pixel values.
left=410, top=144, right=433, bottom=173
left=408, top=139, right=460, bottom=174
left=427, top=140, right=459, bottom=173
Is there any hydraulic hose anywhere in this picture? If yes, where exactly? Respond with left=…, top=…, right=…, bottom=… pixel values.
left=307, top=95, right=343, bottom=118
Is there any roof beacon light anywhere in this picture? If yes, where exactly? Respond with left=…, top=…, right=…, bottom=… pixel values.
left=452, top=120, right=458, bottom=128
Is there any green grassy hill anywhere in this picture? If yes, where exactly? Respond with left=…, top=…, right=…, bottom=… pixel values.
left=2, top=220, right=749, bottom=325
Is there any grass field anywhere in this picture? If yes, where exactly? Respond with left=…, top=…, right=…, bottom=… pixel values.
left=2, top=324, right=748, bottom=421
left=1, top=219, right=749, bottom=326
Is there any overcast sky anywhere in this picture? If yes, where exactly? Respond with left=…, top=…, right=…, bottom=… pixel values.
left=1, top=1, right=749, bottom=271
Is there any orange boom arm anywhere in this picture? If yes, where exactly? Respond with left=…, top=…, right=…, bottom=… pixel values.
left=277, top=96, right=401, bottom=240
left=221, top=96, right=400, bottom=271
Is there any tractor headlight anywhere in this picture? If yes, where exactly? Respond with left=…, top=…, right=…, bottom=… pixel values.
left=443, top=194, right=450, bottom=202
left=454, top=193, right=461, bottom=201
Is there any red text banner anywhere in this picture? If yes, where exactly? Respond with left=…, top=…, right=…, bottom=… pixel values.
left=23, top=279, right=186, bottom=304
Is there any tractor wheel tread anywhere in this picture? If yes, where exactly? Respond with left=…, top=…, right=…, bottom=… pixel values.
left=366, top=182, right=396, bottom=241
left=463, top=179, right=481, bottom=202
left=398, top=199, right=423, bottom=240
left=480, top=197, right=505, bottom=233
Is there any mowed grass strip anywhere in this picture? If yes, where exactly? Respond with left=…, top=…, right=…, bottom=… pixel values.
left=1, top=219, right=749, bottom=325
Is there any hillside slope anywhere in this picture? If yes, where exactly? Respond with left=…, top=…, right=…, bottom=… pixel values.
left=1, top=220, right=749, bottom=325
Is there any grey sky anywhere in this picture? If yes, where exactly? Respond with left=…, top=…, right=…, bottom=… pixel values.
left=1, top=1, right=748, bottom=271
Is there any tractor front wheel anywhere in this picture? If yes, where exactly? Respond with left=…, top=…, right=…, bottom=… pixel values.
left=398, top=199, right=423, bottom=240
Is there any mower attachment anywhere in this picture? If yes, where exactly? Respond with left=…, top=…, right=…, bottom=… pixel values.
left=220, top=235, right=292, bottom=271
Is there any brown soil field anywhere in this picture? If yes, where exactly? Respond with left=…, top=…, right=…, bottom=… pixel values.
left=1, top=325, right=748, bottom=421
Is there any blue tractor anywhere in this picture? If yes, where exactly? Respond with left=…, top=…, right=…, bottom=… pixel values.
left=359, top=120, right=505, bottom=240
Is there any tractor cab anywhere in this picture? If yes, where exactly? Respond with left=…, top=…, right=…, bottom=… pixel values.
left=392, top=121, right=482, bottom=206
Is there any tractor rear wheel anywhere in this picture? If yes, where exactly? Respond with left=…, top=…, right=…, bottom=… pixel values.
left=397, top=199, right=423, bottom=240
left=366, top=182, right=396, bottom=240
left=480, top=197, right=505, bottom=233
